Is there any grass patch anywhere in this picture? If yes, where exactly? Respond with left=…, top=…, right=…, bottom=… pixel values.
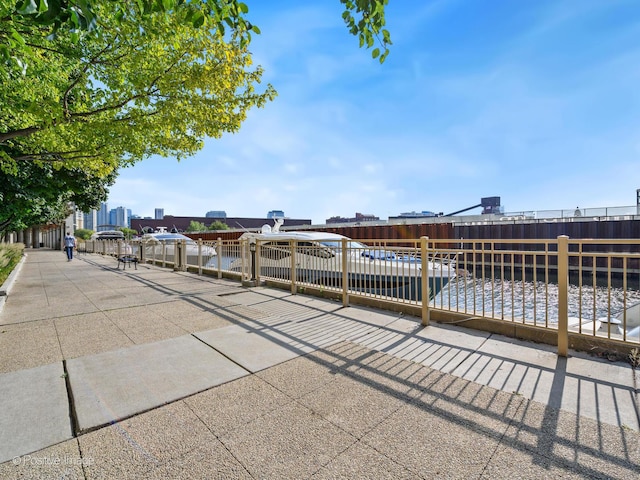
left=0, top=243, right=25, bottom=286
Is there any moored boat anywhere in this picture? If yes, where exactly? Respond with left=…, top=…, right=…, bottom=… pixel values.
left=616, top=301, right=640, bottom=329
left=141, top=228, right=217, bottom=259
left=231, top=220, right=456, bottom=301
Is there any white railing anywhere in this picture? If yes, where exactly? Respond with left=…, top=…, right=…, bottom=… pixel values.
left=501, top=205, right=639, bottom=221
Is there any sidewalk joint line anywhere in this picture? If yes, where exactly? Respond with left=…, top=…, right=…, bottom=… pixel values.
left=62, top=359, right=80, bottom=437
left=190, top=333, right=253, bottom=375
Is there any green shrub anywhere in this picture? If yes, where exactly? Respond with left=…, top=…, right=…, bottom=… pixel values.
left=74, top=229, right=95, bottom=240
left=0, top=243, right=25, bottom=286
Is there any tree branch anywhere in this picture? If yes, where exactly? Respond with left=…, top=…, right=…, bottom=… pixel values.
left=63, top=43, right=114, bottom=117
left=0, top=126, right=42, bottom=143
left=13, top=149, right=104, bottom=162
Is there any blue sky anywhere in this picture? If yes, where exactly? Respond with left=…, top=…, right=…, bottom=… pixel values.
left=107, top=0, right=640, bottom=224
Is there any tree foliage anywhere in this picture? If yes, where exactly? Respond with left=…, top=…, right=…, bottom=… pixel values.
left=1, top=1, right=390, bottom=232
left=208, top=220, right=230, bottom=231
left=74, top=228, right=94, bottom=240
left=3, top=1, right=390, bottom=64
left=1, top=1, right=276, bottom=176
left=340, top=0, right=391, bottom=63
left=187, top=221, right=208, bottom=232
left=1, top=1, right=275, bottom=231
left=119, top=227, right=137, bottom=239
left=0, top=161, right=116, bottom=235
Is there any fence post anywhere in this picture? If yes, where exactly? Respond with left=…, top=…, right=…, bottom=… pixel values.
left=557, top=235, right=569, bottom=356
left=181, top=239, right=187, bottom=271
left=342, top=238, right=349, bottom=307
left=290, top=240, right=297, bottom=294
left=240, top=239, right=247, bottom=280
left=217, top=238, right=222, bottom=279
left=140, top=240, right=145, bottom=264
left=173, top=240, right=179, bottom=270
left=421, top=236, right=430, bottom=326
left=197, top=239, right=203, bottom=275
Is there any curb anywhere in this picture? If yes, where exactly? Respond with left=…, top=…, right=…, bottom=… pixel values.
left=0, top=252, right=27, bottom=311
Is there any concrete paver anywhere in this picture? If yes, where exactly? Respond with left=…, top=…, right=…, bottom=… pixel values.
left=0, top=249, right=639, bottom=479
left=500, top=398, right=640, bottom=479
left=0, top=363, right=72, bottom=463
left=0, top=439, right=85, bottom=480
left=183, top=375, right=293, bottom=437
left=219, top=401, right=356, bottom=479
left=67, top=335, right=249, bottom=432
left=362, top=400, right=504, bottom=478
left=195, top=324, right=308, bottom=372
left=0, top=319, right=62, bottom=374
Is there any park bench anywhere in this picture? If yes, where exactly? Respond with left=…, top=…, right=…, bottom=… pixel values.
left=117, top=255, right=138, bottom=270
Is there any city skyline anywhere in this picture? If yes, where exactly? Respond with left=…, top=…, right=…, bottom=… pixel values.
left=82, top=202, right=449, bottom=229
left=106, top=1, right=640, bottom=224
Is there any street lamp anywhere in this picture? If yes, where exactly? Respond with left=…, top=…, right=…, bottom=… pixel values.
left=249, top=240, right=257, bottom=281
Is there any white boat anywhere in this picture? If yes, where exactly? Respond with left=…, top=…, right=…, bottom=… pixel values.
left=568, top=317, right=602, bottom=335
left=616, top=301, right=640, bottom=329
left=89, top=230, right=131, bottom=254
left=141, top=229, right=216, bottom=260
left=231, top=220, right=456, bottom=301
left=90, top=230, right=125, bottom=241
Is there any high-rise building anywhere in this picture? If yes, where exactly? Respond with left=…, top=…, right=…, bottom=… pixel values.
left=83, top=210, right=98, bottom=231
left=267, top=210, right=285, bottom=219
left=97, top=202, right=109, bottom=231
left=205, top=211, right=226, bottom=218
left=110, top=206, right=128, bottom=228
left=155, top=208, right=164, bottom=220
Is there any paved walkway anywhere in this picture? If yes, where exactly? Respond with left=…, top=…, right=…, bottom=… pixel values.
left=0, top=249, right=638, bottom=479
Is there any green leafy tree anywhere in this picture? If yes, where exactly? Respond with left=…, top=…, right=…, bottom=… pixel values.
left=2, top=1, right=390, bottom=176
left=1, top=1, right=276, bottom=177
left=208, top=220, right=230, bottom=231
left=3, top=1, right=390, bottom=64
left=187, top=221, right=207, bottom=232
left=0, top=161, right=116, bottom=236
left=74, top=228, right=94, bottom=240
left=1, top=0, right=390, bottom=233
left=341, top=0, right=391, bottom=63
left=119, top=227, right=137, bottom=239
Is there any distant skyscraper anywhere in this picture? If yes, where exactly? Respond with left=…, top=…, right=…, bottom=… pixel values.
left=155, top=208, right=164, bottom=220
left=113, top=206, right=128, bottom=228
left=83, top=210, right=98, bottom=231
left=205, top=210, right=227, bottom=218
left=267, top=210, right=285, bottom=219
left=97, top=202, right=109, bottom=231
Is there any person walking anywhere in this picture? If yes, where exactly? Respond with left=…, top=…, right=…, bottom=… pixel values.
left=64, top=232, right=76, bottom=261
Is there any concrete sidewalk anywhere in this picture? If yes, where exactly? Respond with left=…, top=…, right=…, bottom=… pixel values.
left=0, top=249, right=638, bottom=479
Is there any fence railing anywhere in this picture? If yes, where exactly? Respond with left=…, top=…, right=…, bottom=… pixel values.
left=81, top=235, right=640, bottom=355
left=502, top=205, right=639, bottom=220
